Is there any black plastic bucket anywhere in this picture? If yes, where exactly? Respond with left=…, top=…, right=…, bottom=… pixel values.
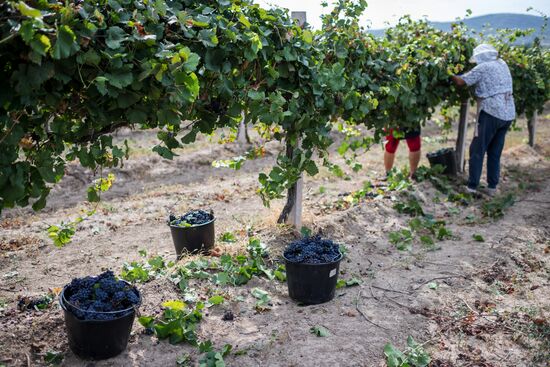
left=59, top=285, right=140, bottom=360
left=284, top=253, right=343, bottom=305
left=426, top=148, right=458, bottom=175
left=169, top=218, right=215, bottom=257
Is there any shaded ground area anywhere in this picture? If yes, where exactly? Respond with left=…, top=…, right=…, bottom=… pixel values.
left=0, top=112, right=549, bottom=367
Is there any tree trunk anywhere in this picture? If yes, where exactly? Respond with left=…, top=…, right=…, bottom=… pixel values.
left=277, top=138, right=303, bottom=228
left=455, top=99, right=469, bottom=173
left=237, top=111, right=250, bottom=144
left=528, top=111, right=537, bottom=148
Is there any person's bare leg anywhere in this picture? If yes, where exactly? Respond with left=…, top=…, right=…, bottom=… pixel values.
left=384, top=151, right=395, bottom=173
left=409, top=150, right=421, bottom=176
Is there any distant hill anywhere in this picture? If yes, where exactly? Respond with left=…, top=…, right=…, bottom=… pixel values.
left=369, top=13, right=549, bottom=45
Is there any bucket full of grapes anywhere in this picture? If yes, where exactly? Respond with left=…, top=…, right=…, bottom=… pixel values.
left=59, top=271, right=141, bottom=360
left=168, top=209, right=215, bottom=257
left=283, top=235, right=343, bottom=305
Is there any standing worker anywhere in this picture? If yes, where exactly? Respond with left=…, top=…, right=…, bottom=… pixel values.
left=384, top=127, right=422, bottom=178
left=451, top=44, right=515, bottom=196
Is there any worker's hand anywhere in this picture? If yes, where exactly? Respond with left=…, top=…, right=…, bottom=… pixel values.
left=451, top=75, right=466, bottom=87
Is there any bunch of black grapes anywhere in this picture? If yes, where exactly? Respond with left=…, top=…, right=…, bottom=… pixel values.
left=284, top=235, right=341, bottom=264
left=64, top=271, right=140, bottom=320
left=169, top=210, right=213, bottom=226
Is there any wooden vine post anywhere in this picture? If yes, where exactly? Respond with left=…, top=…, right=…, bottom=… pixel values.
left=290, top=11, right=307, bottom=27
left=455, top=99, right=470, bottom=173
left=527, top=111, right=537, bottom=147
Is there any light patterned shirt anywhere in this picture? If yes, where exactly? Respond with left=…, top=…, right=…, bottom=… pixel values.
left=460, top=59, right=516, bottom=121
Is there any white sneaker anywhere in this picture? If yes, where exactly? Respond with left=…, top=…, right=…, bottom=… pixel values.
left=464, top=186, right=477, bottom=194
left=485, top=188, right=497, bottom=197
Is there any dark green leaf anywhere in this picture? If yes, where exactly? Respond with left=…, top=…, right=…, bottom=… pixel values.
left=152, top=146, right=177, bottom=160
left=52, top=25, right=79, bottom=59
left=44, top=351, right=63, bottom=365
left=106, top=26, right=127, bottom=49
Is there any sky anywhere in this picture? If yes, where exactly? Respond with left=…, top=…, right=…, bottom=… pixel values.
left=255, top=0, right=550, bottom=29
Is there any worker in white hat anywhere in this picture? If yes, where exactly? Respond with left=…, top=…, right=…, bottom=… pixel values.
left=451, top=44, right=515, bottom=197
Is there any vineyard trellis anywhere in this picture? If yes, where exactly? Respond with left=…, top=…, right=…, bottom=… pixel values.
left=0, top=0, right=549, bottom=230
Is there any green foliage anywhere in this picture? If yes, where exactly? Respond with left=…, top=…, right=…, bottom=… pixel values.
left=46, top=209, right=94, bottom=247
left=384, top=336, right=431, bottom=367
left=465, top=214, right=477, bottom=224
left=339, top=244, right=349, bottom=257
left=409, top=216, right=453, bottom=242
left=389, top=229, right=414, bottom=251
left=388, top=163, right=460, bottom=251
left=47, top=221, right=77, bottom=247
left=44, top=351, right=63, bottom=366
left=393, top=195, right=424, bottom=216
left=472, top=234, right=485, bottom=242
left=3, top=0, right=200, bottom=211
left=335, top=122, right=375, bottom=170
left=342, top=181, right=382, bottom=205
left=176, top=353, right=192, bottom=367
left=251, top=288, right=271, bottom=311
left=19, top=293, right=54, bottom=311
left=274, top=264, right=287, bottom=282
left=300, top=226, right=313, bottom=238
left=336, top=277, right=362, bottom=289
left=448, top=192, right=473, bottom=206
left=198, top=343, right=232, bottom=367
left=171, top=221, right=192, bottom=228
left=87, top=173, right=115, bottom=203
left=212, top=146, right=266, bottom=170
left=46, top=171, right=115, bottom=246
left=310, top=326, right=330, bottom=337
left=206, top=295, right=225, bottom=307
left=212, top=156, right=247, bottom=170
left=170, top=237, right=278, bottom=291
left=134, top=238, right=280, bottom=365
left=138, top=300, right=204, bottom=345
left=482, top=193, right=516, bottom=219
left=489, top=26, right=550, bottom=119
left=215, top=238, right=273, bottom=285
left=386, top=169, right=413, bottom=192
left=414, top=165, right=445, bottom=182
left=120, top=253, right=172, bottom=283
left=414, top=165, right=453, bottom=194
left=377, top=17, right=474, bottom=131
left=0, top=0, right=325, bottom=212
left=390, top=203, right=452, bottom=250
left=219, top=232, right=237, bottom=243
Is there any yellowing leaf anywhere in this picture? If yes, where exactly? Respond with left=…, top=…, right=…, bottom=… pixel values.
left=16, top=2, right=42, bottom=19
left=239, top=14, right=251, bottom=28
left=302, top=30, right=313, bottom=44
left=162, top=300, right=186, bottom=311
left=171, top=54, right=181, bottom=64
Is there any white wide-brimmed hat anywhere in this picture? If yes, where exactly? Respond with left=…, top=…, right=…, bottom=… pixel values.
left=470, top=44, right=499, bottom=64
